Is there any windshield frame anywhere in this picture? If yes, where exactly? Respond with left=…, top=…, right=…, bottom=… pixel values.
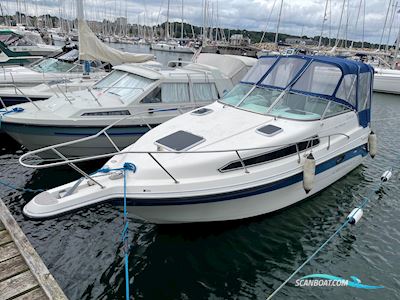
left=218, top=56, right=370, bottom=121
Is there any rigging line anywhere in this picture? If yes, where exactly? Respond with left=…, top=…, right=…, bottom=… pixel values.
left=266, top=168, right=392, bottom=300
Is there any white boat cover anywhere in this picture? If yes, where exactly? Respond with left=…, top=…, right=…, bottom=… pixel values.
left=195, top=53, right=256, bottom=78
left=78, top=19, right=154, bottom=65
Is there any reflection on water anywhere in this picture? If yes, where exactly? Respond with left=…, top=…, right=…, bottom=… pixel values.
left=1, top=64, right=400, bottom=299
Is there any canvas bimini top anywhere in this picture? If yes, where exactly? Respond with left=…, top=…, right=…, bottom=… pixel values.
left=241, top=55, right=373, bottom=110
left=221, top=55, right=373, bottom=127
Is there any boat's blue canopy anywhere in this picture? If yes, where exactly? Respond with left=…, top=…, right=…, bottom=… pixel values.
left=241, top=55, right=374, bottom=117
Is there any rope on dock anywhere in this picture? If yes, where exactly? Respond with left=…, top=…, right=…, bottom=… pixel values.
left=266, top=168, right=393, bottom=300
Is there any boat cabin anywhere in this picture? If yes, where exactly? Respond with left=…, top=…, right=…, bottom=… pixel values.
left=222, top=55, right=374, bottom=127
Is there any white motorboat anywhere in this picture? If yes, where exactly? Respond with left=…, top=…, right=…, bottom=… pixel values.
left=373, top=67, right=400, bottom=94
left=0, top=57, right=107, bottom=106
left=150, top=41, right=195, bottom=53
left=0, top=57, right=105, bottom=87
left=2, top=54, right=256, bottom=157
left=20, top=55, right=376, bottom=223
left=0, top=76, right=102, bottom=107
left=0, top=28, right=63, bottom=64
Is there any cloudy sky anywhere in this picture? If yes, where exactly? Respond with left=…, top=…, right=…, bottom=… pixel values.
left=1, top=0, right=398, bottom=44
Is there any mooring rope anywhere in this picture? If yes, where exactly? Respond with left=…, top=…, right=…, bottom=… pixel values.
left=0, top=107, right=24, bottom=128
left=0, top=178, right=45, bottom=193
left=0, top=162, right=137, bottom=300
left=266, top=168, right=393, bottom=300
left=91, top=162, right=137, bottom=299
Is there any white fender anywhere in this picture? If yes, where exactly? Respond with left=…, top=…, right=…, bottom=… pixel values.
left=303, top=153, right=315, bottom=194
left=347, top=208, right=363, bottom=224
left=368, top=131, right=377, bottom=158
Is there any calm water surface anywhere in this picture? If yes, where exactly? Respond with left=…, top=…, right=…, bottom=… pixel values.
left=1, top=49, right=400, bottom=299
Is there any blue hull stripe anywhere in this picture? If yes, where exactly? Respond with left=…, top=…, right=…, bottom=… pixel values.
left=110, top=144, right=368, bottom=207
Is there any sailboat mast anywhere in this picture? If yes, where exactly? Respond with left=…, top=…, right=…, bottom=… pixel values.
left=379, top=0, right=393, bottom=50
left=351, top=0, right=363, bottom=48
left=318, top=0, right=329, bottom=48
left=181, top=0, right=184, bottom=40
left=335, top=0, right=346, bottom=48
left=166, top=0, right=170, bottom=40
left=275, top=0, right=283, bottom=45
left=386, top=1, right=398, bottom=51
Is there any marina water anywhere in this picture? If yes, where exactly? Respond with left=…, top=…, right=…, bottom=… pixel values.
left=1, top=46, right=400, bottom=299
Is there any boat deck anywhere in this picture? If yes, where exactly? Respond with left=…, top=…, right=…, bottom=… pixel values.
left=0, top=199, right=67, bottom=300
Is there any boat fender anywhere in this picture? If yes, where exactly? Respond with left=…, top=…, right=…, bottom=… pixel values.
left=368, top=131, right=377, bottom=158
left=303, top=153, right=315, bottom=194
left=347, top=208, right=363, bottom=225
left=381, top=169, right=392, bottom=182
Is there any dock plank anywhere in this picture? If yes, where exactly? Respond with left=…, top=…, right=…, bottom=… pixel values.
left=0, top=255, right=29, bottom=281
left=0, top=242, right=19, bottom=263
left=0, top=230, right=12, bottom=246
left=0, top=270, right=39, bottom=299
left=13, top=287, right=48, bottom=300
left=0, top=200, right=68, bottom=300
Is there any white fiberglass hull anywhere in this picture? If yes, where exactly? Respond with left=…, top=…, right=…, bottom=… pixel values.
left=1, top=123, right=148, bottom=158
left=124, top=152, right=364, bottom=223
left=150, top=43, right=194, bottom=53
left=373, top=74, right=400, bottom=94
left=23, top=143, right=368, bottom=223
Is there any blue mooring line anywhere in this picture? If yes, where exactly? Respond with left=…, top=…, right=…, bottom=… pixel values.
left=0, top=178, right=45, bottom=193
left=92, top=162, right=136, bottom=299
left=266, top=168, right=393, bottom=300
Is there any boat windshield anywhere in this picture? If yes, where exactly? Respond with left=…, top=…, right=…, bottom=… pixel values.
left=220, top=84, right=351, bottom=120
left=31, top=58, right=78, bottom=73
left=94, top=70, right=155, bottom=102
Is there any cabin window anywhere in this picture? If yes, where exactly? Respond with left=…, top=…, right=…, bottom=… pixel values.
left=107, top=74, right=154, bottom=102
left=81, top=110, right=130, bottom=116
left=237, top=87, right=280, bottom=114
left=336, top=74, right=357, bottom=107
left=358, top=72, right=371, bottom=110
left=324, top=101, right=351, bottom=118
left=292, top=62, right=342, bottom=95
left=31, top=58, right=76, bottom=73
left=192, top=83, right=218, bottom=101
left=261, top=57, right=307, bottom=88
left=220, top=83, right=253, bottom=106
left=93, top=70, right=125, bottom=89
left=268, top=93, right=328, bottom=120
left=219, top=137, right=320, bottom=172
left=241, top=57, right=277, bottom=83
left=140, top=87, right=161, bottom=103
left=161, top=83, right=190, bottom=103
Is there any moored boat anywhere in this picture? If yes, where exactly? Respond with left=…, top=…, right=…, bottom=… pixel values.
left=2, top=54, right=256, bottom=157
left=21, top=55, right=375, bottom=223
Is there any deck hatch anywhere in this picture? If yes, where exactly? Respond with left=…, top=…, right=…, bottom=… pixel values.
left=155, top=130, right=205, bottom=151
left=256, top=125, right=283, bottom=136
left=191, top=108, right=213, bottom=116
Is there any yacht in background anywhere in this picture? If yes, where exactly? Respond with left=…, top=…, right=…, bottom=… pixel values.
left=2, top=54, right=256, bottom=157
left=0, top=28, right=62, bottom=65
left=150, top=40, right=195, bottom=53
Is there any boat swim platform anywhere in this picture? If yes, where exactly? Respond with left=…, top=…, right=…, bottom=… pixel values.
left=0, top=198, right=67, bottom=300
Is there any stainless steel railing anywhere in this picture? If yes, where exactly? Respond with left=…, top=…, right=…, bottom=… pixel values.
left=18, top=105, right=351, bottom=190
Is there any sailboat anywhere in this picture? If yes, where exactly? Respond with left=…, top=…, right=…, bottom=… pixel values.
left=150, top=0, right=195, bottom=53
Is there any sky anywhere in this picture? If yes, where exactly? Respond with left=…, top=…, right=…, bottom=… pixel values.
left=1, top=0, right=398, bottom=44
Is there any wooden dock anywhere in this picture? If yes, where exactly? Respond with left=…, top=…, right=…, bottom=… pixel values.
left=0, top=199, right=67, bottom=300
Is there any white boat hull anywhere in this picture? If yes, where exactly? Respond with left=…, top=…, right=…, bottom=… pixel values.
left=373, top=73, right=400, bottom=94
left=124, top=153, right=364, bottom=223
